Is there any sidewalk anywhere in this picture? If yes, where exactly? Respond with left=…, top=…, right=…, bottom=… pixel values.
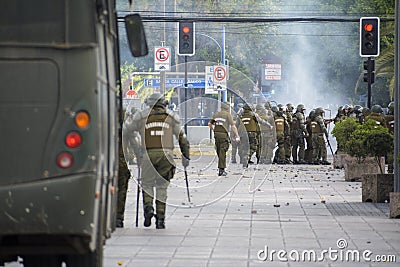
left=104, top=152, right=400, bottom=267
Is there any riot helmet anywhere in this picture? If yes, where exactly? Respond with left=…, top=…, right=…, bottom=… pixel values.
left=371, top=104, right=383, bottom=114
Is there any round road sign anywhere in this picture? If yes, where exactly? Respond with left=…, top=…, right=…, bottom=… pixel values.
left=155, top=47, right=169, bottom=62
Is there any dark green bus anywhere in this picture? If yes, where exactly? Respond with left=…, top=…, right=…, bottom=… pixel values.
left=0, top=1, right=147, bottom=266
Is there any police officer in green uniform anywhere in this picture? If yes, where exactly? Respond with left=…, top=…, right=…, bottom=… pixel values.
left=285, top=103, right=294, bottom=163
left=236, top=103, right=271, bottom=167
left=311, top=107, right=330, bottom=165
left=365, top=104, right=386, bottom=127
left=208, top=102, right=240, bottom=176
left=291, top=104, right=309, bottom=164
left=255, top=104, right=272, bottom=164
left=272, top=106, right=288, bottom=164
left=125, top=93, right=190, bottom=229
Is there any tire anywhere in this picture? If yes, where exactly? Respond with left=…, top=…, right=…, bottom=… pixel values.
left=23, top=255, right=62, bottom=267
left=65, top=230, right=103, bottom=267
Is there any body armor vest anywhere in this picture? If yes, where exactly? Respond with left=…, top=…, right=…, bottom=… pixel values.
left=385, top=114, right=394, bottom=134
left=291, top=113, right=300, bottom=130
left=311, top=121, right=322, bottom=133
left=241, top=112, right=257, bottom=132
left=144, top=111, right=174, bottom=149
left=275, top=116, right=285, bottom=133
left=213, top=111, right=230, bottom=133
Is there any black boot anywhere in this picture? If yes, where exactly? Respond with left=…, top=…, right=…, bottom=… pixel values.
left=144, top=206, right=154, bottom=227
left=155, top=215, right=165, bottom=229
left=218, top=168, right=227, bottom=176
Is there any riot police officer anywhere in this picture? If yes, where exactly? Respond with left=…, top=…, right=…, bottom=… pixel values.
left=208, top=102, right=239, bottom=176
left=291, top=104, right=309, bottom=164
left=236, top=103, right=271, bottom=167
left=311, top=107, right=330, bottom=165
left=365, top=104, right=386, bottom=127
left=125, top=93, right=190, bottom=229
left=272, top=105, right=289, bottom=164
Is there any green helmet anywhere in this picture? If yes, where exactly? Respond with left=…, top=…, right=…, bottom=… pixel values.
left=264, top=102, right=272, bottom=110
left=145, top=93, right=167, bottom=107
left=271, top=106, right=278, bottom=113
left=371, top=104, right=383, bottom=113
left=286, top=103, right=294, bottom=112
left=315, top=107, right=325, bottom=116
left=277, top=104, right=286, bottom=112
left=296, top=104, right=305, bottom=113
left=362, top=107, right=371, bottom=116
left=388, top=102, right=394, bottom=115
left=308, top=110, right=316, bottom=120
left=353, top=105, right=363, bottom=114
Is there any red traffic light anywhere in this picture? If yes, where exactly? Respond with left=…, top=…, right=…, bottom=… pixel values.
left=364, top=23, right=373, bottom=32
left=182, top=26, right=190, bottom=34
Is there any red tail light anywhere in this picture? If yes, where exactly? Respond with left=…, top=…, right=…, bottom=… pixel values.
left=57, top=152, right=73, bottom=168
left=66, top=132, right=82, bottom=148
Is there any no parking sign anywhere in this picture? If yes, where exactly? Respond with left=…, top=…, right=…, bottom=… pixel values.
left=154, top=47, right=171, bottom=71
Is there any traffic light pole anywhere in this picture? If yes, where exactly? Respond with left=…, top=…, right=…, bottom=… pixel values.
left=367, top=57, right=372, bottom=109
left=184, top=55, right=188, bottom=135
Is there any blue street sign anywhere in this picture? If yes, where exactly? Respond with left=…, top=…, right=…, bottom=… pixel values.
left=143, top=78, right=205, bottom=88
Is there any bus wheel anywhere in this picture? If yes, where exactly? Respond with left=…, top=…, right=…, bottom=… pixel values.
left=23, top=255, right=62, bottom=267
left=65, top=249, right=102, bottom=267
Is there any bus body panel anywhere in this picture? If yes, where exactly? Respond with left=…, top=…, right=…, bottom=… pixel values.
left=0, top=0, right=119, bottom=260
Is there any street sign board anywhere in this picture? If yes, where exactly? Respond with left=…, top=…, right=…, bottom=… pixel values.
left=154, top=46, right=171, bottom=71
left=213, top=65, right=227, bottom=90
left=143, top=78, right=205, bottom=88
left=264, top=64, right=281, bottom=80
left=126, top=90, right=138, bottom=98
left=205, top=66, right=218, bottom=94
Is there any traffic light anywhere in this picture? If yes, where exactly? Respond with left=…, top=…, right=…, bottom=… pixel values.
left=360, top=17, right=380, bottom=57
left=178, top=21, right=195, bottom=56
left=363, top=58, right=375, bottom=84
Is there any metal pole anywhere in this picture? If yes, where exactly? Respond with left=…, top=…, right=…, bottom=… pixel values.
left=367, top=57, right=372, bottom=109
left=222, top=25, right=227, bottom=102
left=394, top=0, right=399, bottom=192
left=184, top=55, right=188, bottom=134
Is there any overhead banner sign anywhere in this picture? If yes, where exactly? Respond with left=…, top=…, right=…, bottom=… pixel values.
left=143, top=78, right=205, bottom=88
left=264, top=63, right=281, bottom=81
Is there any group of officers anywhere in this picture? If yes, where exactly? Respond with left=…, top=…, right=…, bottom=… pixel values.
left=208, top=101, right=333, bottom=176
left=116, top=91, right=395, bottom=229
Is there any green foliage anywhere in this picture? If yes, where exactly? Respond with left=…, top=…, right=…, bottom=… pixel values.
left=331, top=118, right=359, bottom=153
left=364, top=131, right=393, bottom=173
left=345, top=120, right=390, bottom=165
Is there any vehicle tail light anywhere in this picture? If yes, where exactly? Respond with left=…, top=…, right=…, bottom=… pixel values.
left=57, top=152, right=73, bottom=168
left=75, top=111, right=90, bottom=129
left=66, top=132, right=82, bottom=148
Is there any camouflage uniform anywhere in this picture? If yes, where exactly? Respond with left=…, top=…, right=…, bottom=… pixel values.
left=208, top=102, right=239, bottom=176
left=125, top=93, right=190, bottom=229
left=291, top=104, right=308, bottom=164
left=311, top=107, right=330, bottom=165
